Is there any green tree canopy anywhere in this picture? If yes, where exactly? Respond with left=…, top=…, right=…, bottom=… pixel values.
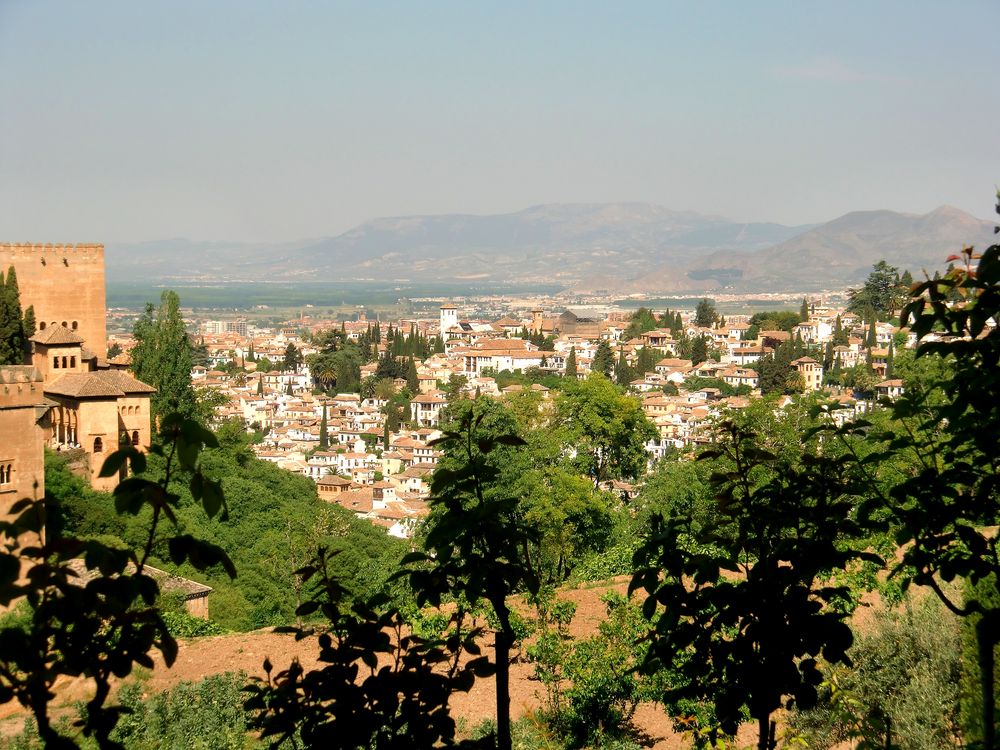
left=556, top=375, right=656, bottom=484
left=847, top=260, right=910, bottom=322
left=131, top=290, right=198, bottom=422
left=694, top=298, right=718, bottom=328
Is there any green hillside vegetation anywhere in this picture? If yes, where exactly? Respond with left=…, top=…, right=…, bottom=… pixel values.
left=45, top=421, right=408, bottom=632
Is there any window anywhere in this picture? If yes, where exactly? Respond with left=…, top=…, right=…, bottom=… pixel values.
left=70, top=356, right=76, bottom=368
left=61, top=322, right=67, bottom=328
left=71, top=321, right=78, bottom=330
left=132, top=431, right=140, bottom=447
left=61, top=356, right=68, bottom=368
left=53, top=357, right=59, bottom=369
left=0, top=464, right=11, bottom=485
left=93, top=437, right=103, bottom=453
left=39, top=322, right=47, bottom=331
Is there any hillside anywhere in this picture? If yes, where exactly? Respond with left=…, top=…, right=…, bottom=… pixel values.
left=682, top=205, right=996, bottom=291
left=104, top=203, right=994, bottom=293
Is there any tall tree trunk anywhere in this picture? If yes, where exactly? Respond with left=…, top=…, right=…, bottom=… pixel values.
left=492, top=596, right=513, bottom=750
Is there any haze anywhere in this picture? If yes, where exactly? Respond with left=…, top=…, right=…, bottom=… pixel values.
left=1, top=1, right=997, bottom=243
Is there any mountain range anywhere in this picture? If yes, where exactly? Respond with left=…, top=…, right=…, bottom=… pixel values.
left=105, top=203, right=996, bottom=293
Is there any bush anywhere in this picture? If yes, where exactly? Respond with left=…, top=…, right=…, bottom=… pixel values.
left=790, top=595, right=963, bottom=749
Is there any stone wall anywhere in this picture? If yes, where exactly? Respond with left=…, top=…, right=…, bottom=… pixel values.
left=0, top=367, right=47, bottom=517
left=0, top=244, right=107, bottom=358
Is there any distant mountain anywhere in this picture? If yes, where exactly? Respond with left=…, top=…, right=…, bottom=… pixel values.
left=104, top=203, right=994, bottom=293
left=682, top=205, right=996, bottom=292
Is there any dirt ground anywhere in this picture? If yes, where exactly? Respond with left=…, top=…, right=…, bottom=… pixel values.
left=0, top=578, right=759, bottom=747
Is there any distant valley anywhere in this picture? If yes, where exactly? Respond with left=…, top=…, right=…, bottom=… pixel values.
left=106, top=203, right=995, bottom=294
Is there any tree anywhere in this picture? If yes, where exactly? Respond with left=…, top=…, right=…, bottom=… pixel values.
left=635, top=345, right=657, bottom=378
left=847, top=260, right=909, bottom=322
left=832, top=314, right=849, bottom=346
left=623, top=307, right=659, bottom=340
left=403, top=400, right=539, bottom=750
left=800, top=297, right=810, bottom=322
left=694, top=298, right=717, bottom=328
left=131, top=290, right=198, bottom=422
left=555, top=375, right=656, bottom=484
left=282, top=342, right=302, bottom=372
left=246, top=545, right=487, bottom=749
left=757, top=340, right=801, bottom=395
left=613, top=351, right=633, bottom=386
left=690, top=335, right=709, bottom=366
left=318, top=404, right=329, bottom=450
left=565, top=347, right=577, bottom=379
left=631, top=420, right=876, bottom=748
left=0, top=266, right=29, bottom=366
left=106, top=342, right=123, bottom=360
left=591, top=341, right=614, bottom=378
left=857, top=228, right=1000, bottom=747
left=0, top=415, right=235, bottom=746
left=406, top=357, right=419, bottom=393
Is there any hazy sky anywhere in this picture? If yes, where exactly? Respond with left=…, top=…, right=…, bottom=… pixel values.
left=1, top=1, right=997, bottom=242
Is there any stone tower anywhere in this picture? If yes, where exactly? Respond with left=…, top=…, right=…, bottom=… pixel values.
left=0, top=243, right=107, bottom=359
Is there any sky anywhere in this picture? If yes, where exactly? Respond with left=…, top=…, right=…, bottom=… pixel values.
left=1, top=1, right=997, bottom=242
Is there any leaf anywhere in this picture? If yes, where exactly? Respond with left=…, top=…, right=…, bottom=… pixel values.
left=98, top=449, right=130, bottom=478
left=200, top=478, right=225, bottom=519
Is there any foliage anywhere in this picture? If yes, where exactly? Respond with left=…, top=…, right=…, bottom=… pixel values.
left=403, top=400, right=540, bottom=750
left=962, top=576, right=1000, bottom=746
left=245, top=548, right=488, bottom=749
left=747, top=310, right=802, bottom=333
left=112, top=672, right=254, bottom=750
left=591, top=341, right=613, bottom=378
left=0, top=266, right=32, bottom=365
left=563, top=347, right=577, bottom=379
left=47, top=427, right=407, bottom=632
left=694, top=298, right=717, bottom=328
left=555, top=375, right=656, bottom=485
left=0, top=415, right=235, bottom=747
left=622, top=307, right=659, bottom=341
left=847, top=260, right=911, bottom=322
left=681, top=376, right=750, bottom=398
left=631, top=420, right=877, bottom=748
left=840, top=213, right=1000, bottom=746
left=790, top=595, right=963, bottom=750
left=131, top=291, right=198, bottom=421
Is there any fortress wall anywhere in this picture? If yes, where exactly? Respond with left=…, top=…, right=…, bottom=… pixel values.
left=0, top=244, right=108, bottom=357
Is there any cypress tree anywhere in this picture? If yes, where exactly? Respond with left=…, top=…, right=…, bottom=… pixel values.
left=406, top=357, right=419, bottom=392
left=257, top=376, right=264, bottom=396
left=799, top=297, right=810, bottom=322
left=319, top=405, right=329, bottom=450
left=0, top=267, right=27, bottom=365
left=592, top=341, right=613, bottom=377
left=886, top=339, right=895, bottom=380
left=614, top=351, right=633, bottom=386
left=565, top=347, right=577, bottom=378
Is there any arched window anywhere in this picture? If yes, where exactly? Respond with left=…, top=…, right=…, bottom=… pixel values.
left=61, top=321, right=67, bottom=328
left=0, top=465, right=10, bottom=484
left=39, top=322, right=47, bottom=330
left=71, top=321, right=78, bottom=330
left=53, top=357, right=59, bottom=369
left=93, top=437, right=103, bottom=453
left=70, top=356, right=76, bottom=368
left=132, top=431, right=140, bottom=447
left=61, top=356, right=68, bottom=368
